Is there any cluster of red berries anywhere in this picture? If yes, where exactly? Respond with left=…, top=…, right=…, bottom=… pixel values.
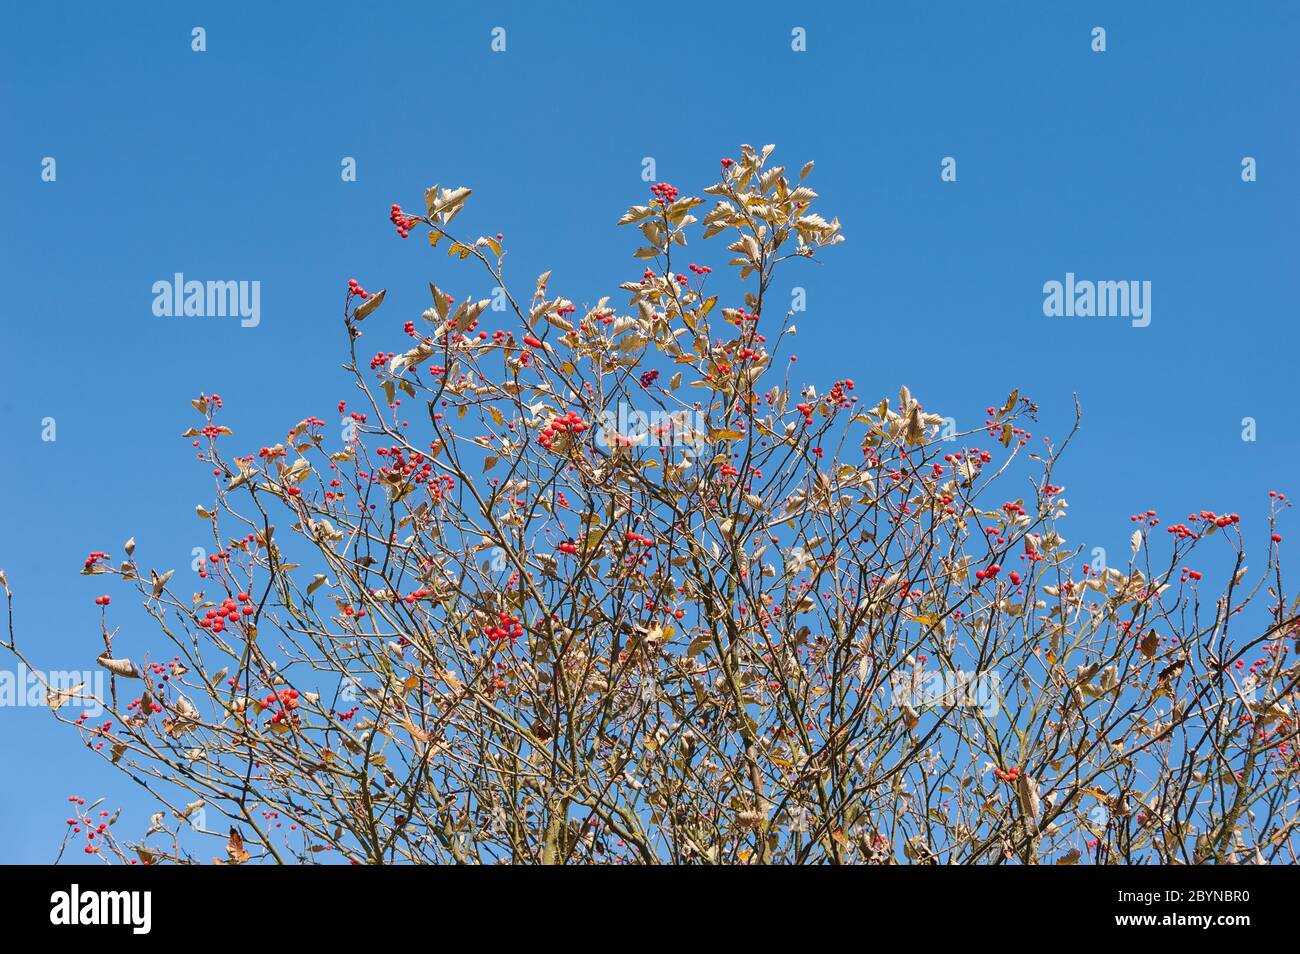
left=484, top=611, right=523, bottom=643
left=649, top=182, right=679, bottom=206
left=148, top=657, right=183, bottom=682
left=537, top=411, right=586, bottom=450
left=263, top=687, right=300, bottom=725
left=389, top=205, right=419, bottom=238
left=795, top=402, right=814, bottom=426
left=943, top=450, right=993, bottom=466
left=1194, top=510, right=1240, bottom=529
left=625, top=531, right=655, bottom=546
left=347, top=278, right=372, bottom=300
left=65, top=796, right=116, bottom=855
left=257, top=445, right=287, bottom=462
left=127, top=695, right=163, bottom=716
left=974, top=564, right=1002, bottom=582
left=83, top=551, right=109, bottom=572
left=369, top=350, right=395, bottom=371
left=375, top=445, right=436, bottom=485
left=640, top=369, right=659, bottom=388
left=558, top=541, right=578, bottom=555
left=199, top=593, right=254, bottom=633
left=993, top=766, right=1021, bottom=782
left=687, top=263, right=712, bottom=275
left=826, top=379, right=856, bottom=409
left=93, top=595, right=111, bottom=606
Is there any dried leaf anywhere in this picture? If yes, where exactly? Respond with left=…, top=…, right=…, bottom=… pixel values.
left=97, top=654, right=141, bottom=679
left=226, top=827, right=250, bottom=864
left=353, top=288, right=387, bottom=321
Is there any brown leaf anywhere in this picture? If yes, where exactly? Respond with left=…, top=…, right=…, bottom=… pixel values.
left=226, top=827, right=250, bottom=864
left=97, top=654, right=141, bottom=679
left=352, top=288, right=386, bottom=321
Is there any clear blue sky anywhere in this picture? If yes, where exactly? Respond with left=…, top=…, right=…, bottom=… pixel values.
left=1, top=1, right=1296, bottom=862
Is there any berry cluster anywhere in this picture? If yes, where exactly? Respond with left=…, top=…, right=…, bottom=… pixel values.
left=65, top=795, right=116, bottom=856
left=347, top=278, right=372, bottom=300
left=649, top=182, right=679, bottom=206
left=484, top=611, right=523, bottom=643
left=375, top=444, right=436, bottom=485
left=389, top=204, right=419, bottom=238
left=537, top=411, right=586, bottom=450
left=198, top=592, right=254, bottom=633
left=826, top=378, right=856, bottom=409
left=263, top=687, right=300, bottom=725
left=127, top=694, right=163, bottom=716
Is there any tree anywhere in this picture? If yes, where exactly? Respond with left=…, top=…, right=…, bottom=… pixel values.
left=4, top=143, right=1298, bottom=864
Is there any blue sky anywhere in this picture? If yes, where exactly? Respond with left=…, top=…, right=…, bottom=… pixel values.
left=0, top=1, right=1296, bottom=862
